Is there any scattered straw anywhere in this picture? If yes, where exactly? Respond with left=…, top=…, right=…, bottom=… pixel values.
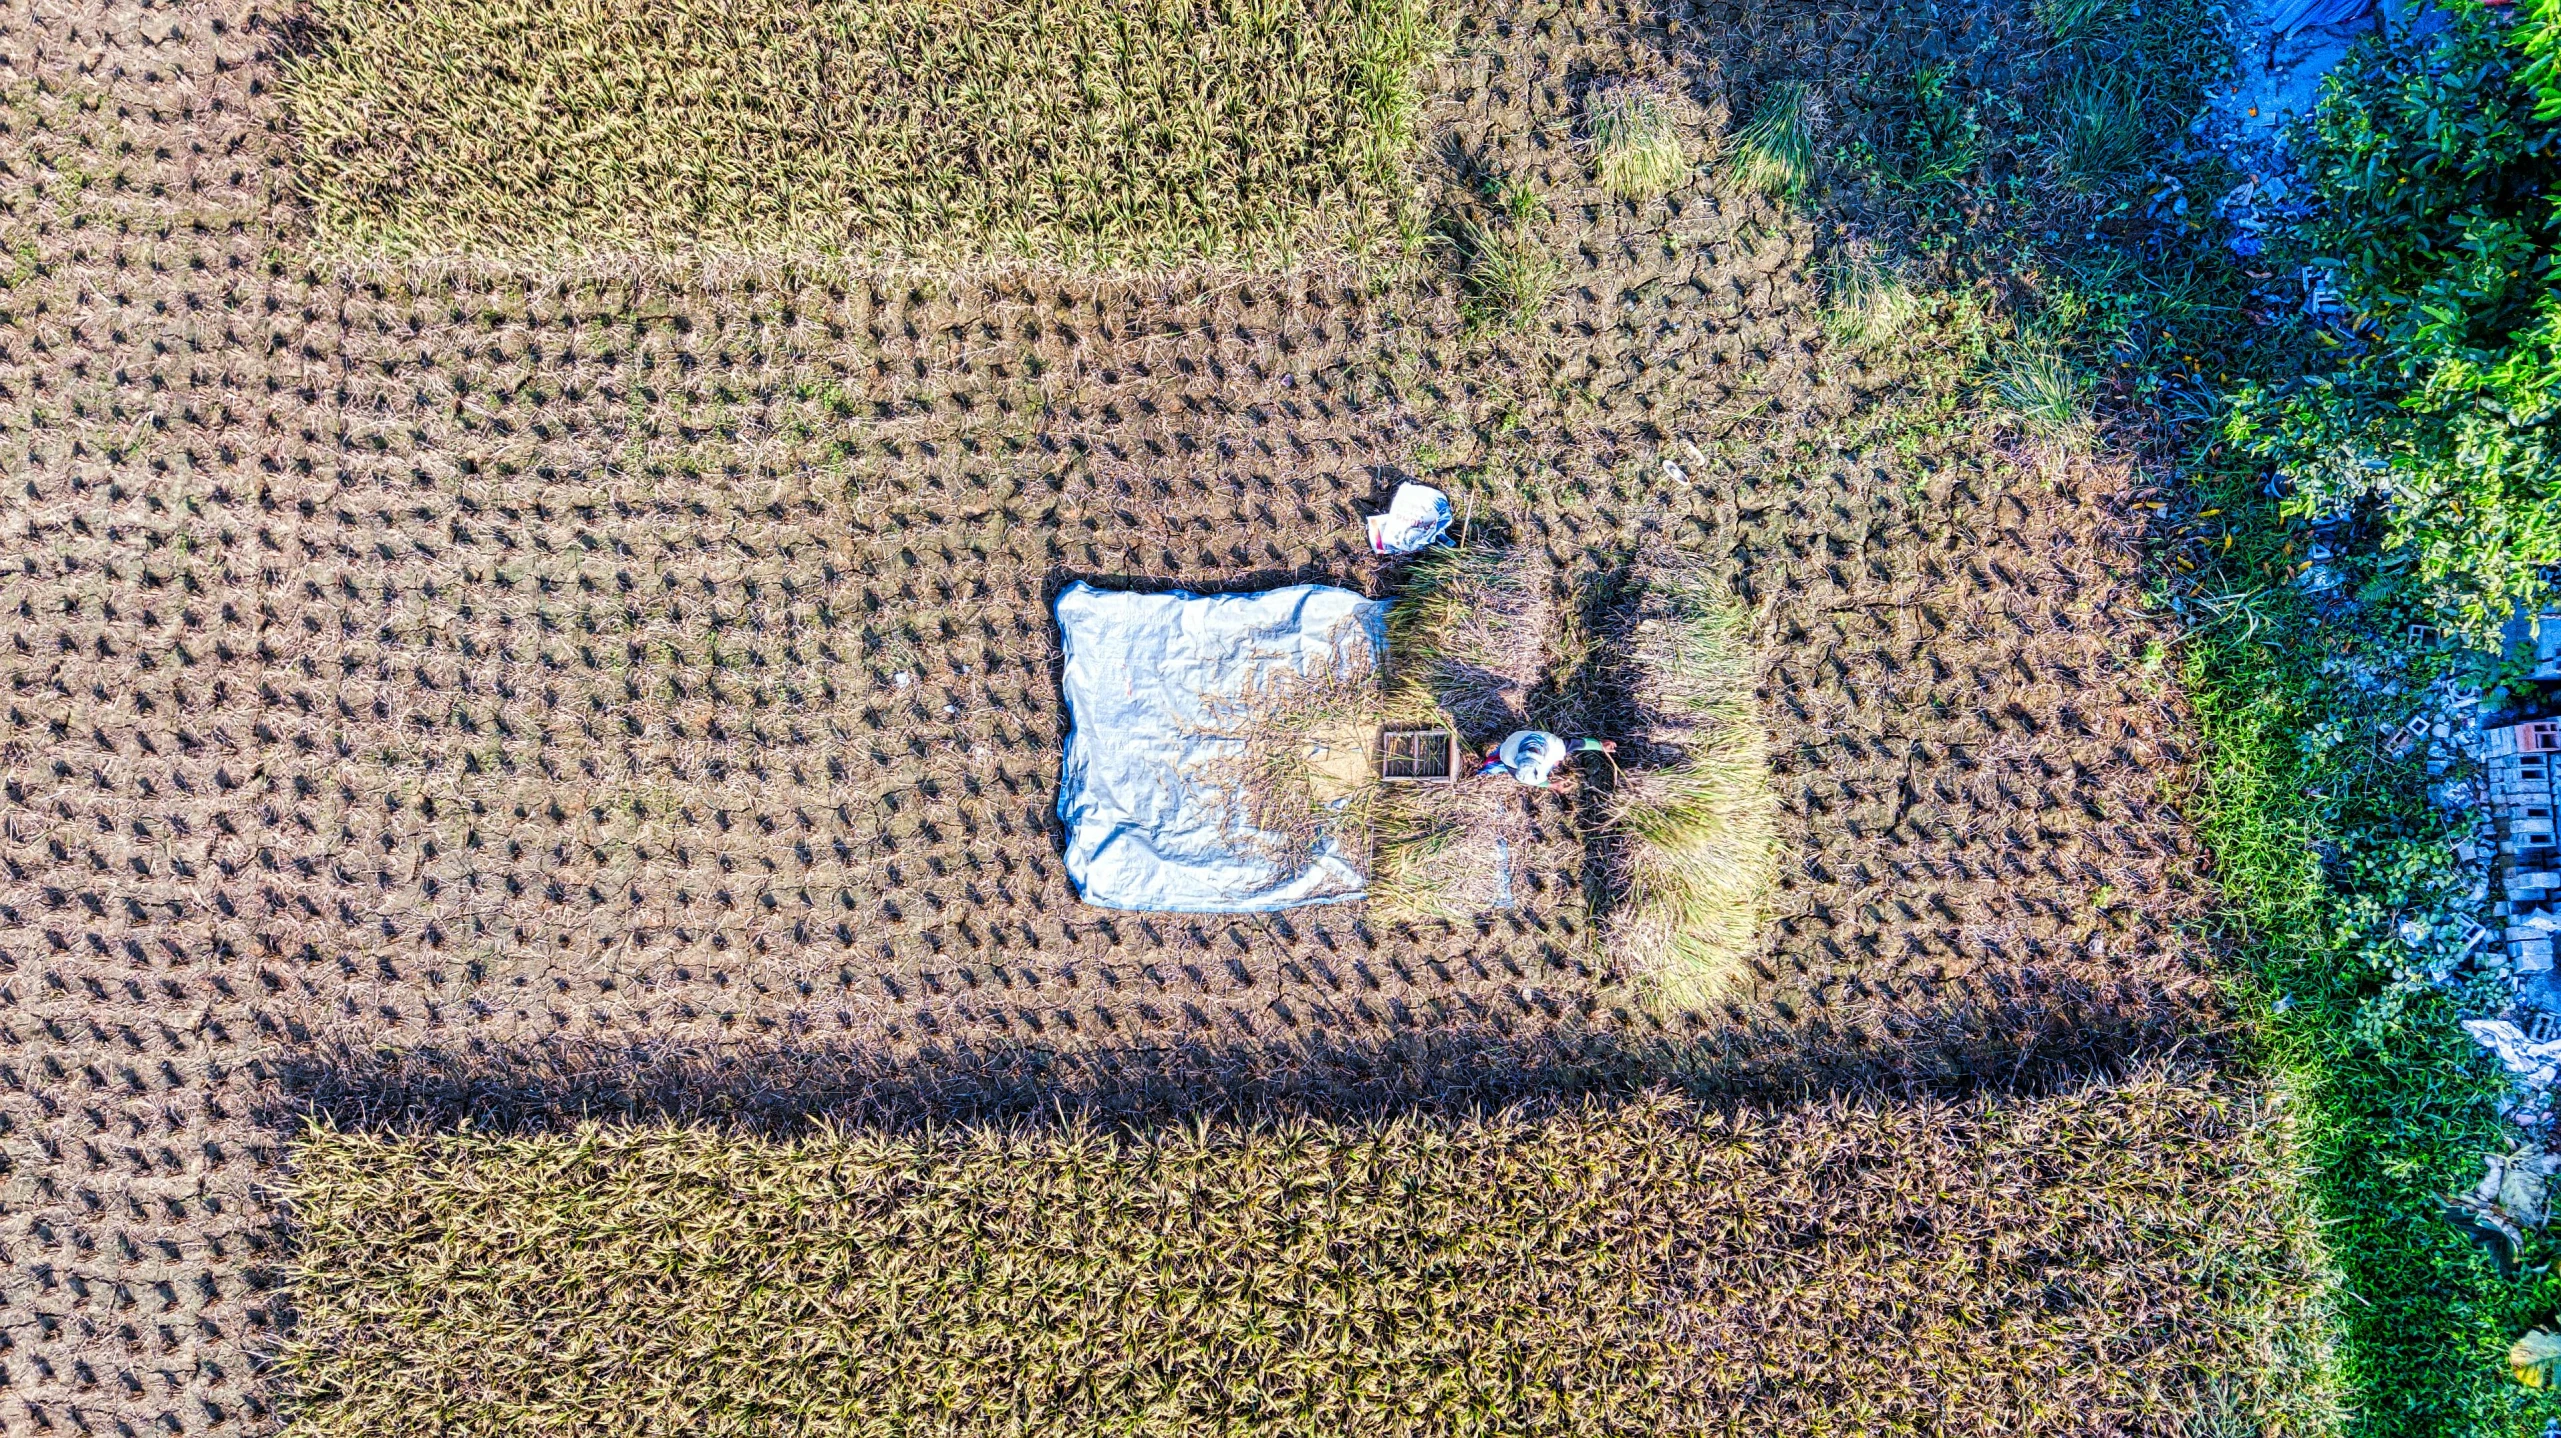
left=1385, top=544, right=1559, bottom=741
left=1187, top=640, right=1384, bottom=879
left=1599, top=550, right=1779, bottom=1012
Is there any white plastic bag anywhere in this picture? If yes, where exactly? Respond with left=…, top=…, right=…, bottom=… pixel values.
left=1365, top=483, right=1452, bottom=555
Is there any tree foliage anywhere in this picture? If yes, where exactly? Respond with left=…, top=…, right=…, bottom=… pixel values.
left=2229, top=5, right=2561, bottom=646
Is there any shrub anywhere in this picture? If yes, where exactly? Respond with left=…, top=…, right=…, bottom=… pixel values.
left=2226, top=6, right=2561, bottom=646
left=1584, top=84, right=1688, bottom=200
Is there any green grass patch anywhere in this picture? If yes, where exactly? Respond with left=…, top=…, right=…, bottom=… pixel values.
left=2049, top=71, right=2146, bottom=194
left=1723, top=82, right=1813, bottom=203
left=282, top=1077, right=2328, bottom=1436
left=2183, top=567, right=2561, bottom=1438
left=282, top=0, right=1439, bottom=268
left=1992, top=345, right=2090, bottom=439
left=1448, top=217, right=1556, bottom=331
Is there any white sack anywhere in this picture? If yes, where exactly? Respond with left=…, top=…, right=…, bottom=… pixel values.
left=1365, top=482, right=1452, bottom=555
left=2465, top=1018, right=2561, bottom=1088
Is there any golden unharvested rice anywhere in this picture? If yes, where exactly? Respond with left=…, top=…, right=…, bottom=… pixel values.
left=283, top=0, right=1439, bottom=266
left=279, top=1069, right=2332, bottom=1438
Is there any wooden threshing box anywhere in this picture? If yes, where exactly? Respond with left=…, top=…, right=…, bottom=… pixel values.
left=1380, top=727, right=1458, bottom=783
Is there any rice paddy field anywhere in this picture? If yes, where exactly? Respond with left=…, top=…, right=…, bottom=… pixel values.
left=282, top=1078, right=2321, bottom=1438
left=2, top=0, right=2335, bottom=1430
left=282, top=0, right=1436, bottom=266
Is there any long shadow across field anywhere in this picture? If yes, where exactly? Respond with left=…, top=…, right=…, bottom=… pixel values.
left=270, top=993, right=2224, bottom=1139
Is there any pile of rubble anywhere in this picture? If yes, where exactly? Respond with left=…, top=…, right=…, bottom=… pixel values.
left=2417, top=618, right=2561, bottom=1289
left=2442, top=618, right=2561, bottom=1066
left=2489, top=716, right=2561, bottom=978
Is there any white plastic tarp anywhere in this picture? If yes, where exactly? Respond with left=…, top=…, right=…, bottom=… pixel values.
left=1055, top=581, right=1388, bottom=912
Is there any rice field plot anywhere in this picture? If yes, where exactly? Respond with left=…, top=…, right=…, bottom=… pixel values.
left=278, top=1071, right=2328, bottom=1438
left=281, top=0, right=1437, bottom=268
left=1, top=0, right=2261, bottom=1431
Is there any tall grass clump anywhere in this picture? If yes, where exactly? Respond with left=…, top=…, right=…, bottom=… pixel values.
left=1995, top=346, right=2092, bottom=439
left=1599, top=551, right=1778, bottom=1012
left=279, top=1073, right=2330, bottom=1437
left=1450, top=218, right=1558, bottom=330
left=2035, top=0, right=2111, bottom=44
left=1723, top=82, right=1814, bottom=202
left=1584, top=84, right=1688, bottom=200
left=2051, top=71, right=2146, bottom=193
left=281, top=0, right=1441, bottom=267
left=1821, top=248, right=1922, bottom=343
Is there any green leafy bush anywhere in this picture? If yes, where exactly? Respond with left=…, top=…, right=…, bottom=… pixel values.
left=2226, top=6, right=2561, bottom=646
left=2519, top=0, right=2561, bottom=118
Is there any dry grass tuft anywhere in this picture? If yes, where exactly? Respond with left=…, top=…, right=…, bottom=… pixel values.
left=281, top=0, right=1440, bottom=267
left=277, top=1071, right=2333, bottom=1438
left=1600, top=551, right=1779, bottom=1012
left=1722, top=82, right=1813, bottom=202
left=1584, top=83, right=1688, bottom=200
left=1821, top=246, right=1922, bottom=344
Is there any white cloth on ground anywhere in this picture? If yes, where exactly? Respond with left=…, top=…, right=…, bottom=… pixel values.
left=2465, top=1018, right=2561, bottom=1088
left=1055, top=581, right=1389, bottom=912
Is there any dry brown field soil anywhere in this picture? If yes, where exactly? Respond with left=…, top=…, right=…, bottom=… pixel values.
left=0, top=0, right=2318, bottom=1431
